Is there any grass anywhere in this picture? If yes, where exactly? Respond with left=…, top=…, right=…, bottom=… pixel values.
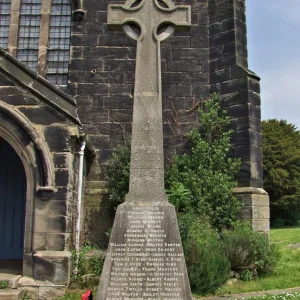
left=57, top=228, right=300, bottom=299
left=244, top=292, right=300, bottom=299
left=211, top=227, right=300, bottom=296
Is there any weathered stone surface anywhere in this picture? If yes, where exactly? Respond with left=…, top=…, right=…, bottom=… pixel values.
left=234, top=187, right=270, bottom=233
left=0, top=289, right=24, bottom=300
left=97, top=0, right=192, bottom=299
left=33, top=251, right=71, bottom=285
left=98, top=202, right=192, bottom=299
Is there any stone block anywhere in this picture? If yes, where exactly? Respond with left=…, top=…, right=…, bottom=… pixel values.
left=38, top=286, right=66, bottom=300
left=103, top=59, right=136, bottom=72
left=76, top=83, right=110, bottom=96
left=19, top=106, right=67, bottom=125
left=55, top=169, right=70, bottom=187
left=211, top=68, right=231, bottom=84
left=48, top=234, right=67, bottom=251
left=32, top=233, right=47, bottom=251
left=83, top=46, right=136, bottom=60
left=48, top=216, right=67, bottom=233
left=223, top=42, right=235, bottom=56
left=172, top=48, right=208, bottom=60
left=70, top=58, right=103, bottom=71
left=44, top=126, right=70, bottom=152
left=33, top=251, right=71, bottom=285
left=218, top=54, right=236, bottom=68
left=50, top=200, right=67, bottom=214
left=0, top=290, right=24, bottom=300
left=53, top=153, right=72, bottom=169
left=52, top=187, right=70, bottom=201
left=167, top=60, right=202, bottom=72
left=176, top=84, right=192, bottom=97
left=234, top=188, right=270, bottom=234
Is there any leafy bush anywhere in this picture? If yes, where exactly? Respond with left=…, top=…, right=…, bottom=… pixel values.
left=184, top=218, right=230, bottom=294
left=0, top=281, right=8, bottom=289
left=166, top=93, right=241, bottom=232
left=106, top=139, right=131, bottom=209
left=71, top=243, right=104, bottom=281
left=222, top=222, right=280, bottom=278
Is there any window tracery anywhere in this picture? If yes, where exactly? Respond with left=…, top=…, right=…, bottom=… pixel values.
left=17, top=0, right=42, bottom=72
left=47, top=0, right=71, bottom=85
left=0, top=0, right=72, bottom=85
left=0, top=0, right=11, bottom=50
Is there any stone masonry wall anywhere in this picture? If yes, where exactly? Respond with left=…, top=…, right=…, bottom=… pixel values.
left=0, top=77, right=79, bottom=254
left=209, top=0, right=263, bottom=188
left=67, top=0, right=268, bottom=245
left=208, top=0, right=269, bottom=232
left=68, top=0, right=211, bottom=246
left=0, top=69, right=80, bottom=282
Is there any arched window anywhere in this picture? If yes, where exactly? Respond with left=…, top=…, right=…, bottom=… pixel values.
left=0, top=0, right=71, bottom=86
left=0, top=0, right=11, bottom=50
left=47, top=0, right=71, bottom=85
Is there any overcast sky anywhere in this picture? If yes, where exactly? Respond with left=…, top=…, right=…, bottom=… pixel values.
left=246, top=0, right=300, bottom=129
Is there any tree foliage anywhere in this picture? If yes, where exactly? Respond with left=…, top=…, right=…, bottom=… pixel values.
left=166, top=94, right=242, bottom=231
left=262, top=119, right=300, bottom=224
left=106, top=139, right=130, bottom=210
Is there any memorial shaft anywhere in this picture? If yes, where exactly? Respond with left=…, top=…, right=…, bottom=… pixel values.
left=108, top=0, right=191, bottom=201
left=97, top=1, right=192, bottom=299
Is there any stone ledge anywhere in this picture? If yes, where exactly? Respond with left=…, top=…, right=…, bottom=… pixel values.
left=0, top=289, right=24, bottom=300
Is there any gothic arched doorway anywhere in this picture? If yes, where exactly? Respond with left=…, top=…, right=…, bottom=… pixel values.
left=0, top=137, right=26, bottom=271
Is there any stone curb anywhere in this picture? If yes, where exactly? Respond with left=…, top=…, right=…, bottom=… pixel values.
left=198, top=287, right=300, bottom=299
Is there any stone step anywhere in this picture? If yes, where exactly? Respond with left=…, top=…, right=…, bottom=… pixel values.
left=0, top=273, right=22, bottom=288
left=0, top=289, right=24, bottom=300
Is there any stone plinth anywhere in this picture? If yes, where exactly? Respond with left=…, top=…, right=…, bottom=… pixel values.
left=97, top=201, right=192, bottom=300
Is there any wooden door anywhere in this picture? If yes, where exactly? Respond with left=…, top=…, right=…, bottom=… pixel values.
left=0, top=137, right=26, bottom=259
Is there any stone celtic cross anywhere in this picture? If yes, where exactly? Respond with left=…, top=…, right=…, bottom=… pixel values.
left=108, top=0, right=191, bottom=202
left=97, top=1, right=192, bottom=299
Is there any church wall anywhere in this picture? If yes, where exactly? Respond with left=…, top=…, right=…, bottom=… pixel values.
left=208, top=0, right=269, bottom=232
left=66, top=0, right=269, bottom=246
left=67, top=0, right=211, bottom=247
left=0, top=73, right=80, bottom=283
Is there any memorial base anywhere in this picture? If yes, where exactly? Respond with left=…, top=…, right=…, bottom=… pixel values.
left=97, top=200, right=192, bottom=300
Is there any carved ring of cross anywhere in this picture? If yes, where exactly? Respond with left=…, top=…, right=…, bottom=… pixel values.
left=123, top=0, right=176, bottom=41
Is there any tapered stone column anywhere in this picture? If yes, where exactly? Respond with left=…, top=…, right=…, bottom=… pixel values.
left=97, top=1, right=192, bottom=299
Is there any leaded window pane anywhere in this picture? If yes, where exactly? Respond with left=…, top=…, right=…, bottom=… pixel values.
left=47, top=0, right=71, bottom=85
left=0, top=0, right=11, bottom=49
left=17, top=50, right=39, bottom=71
left=17, top=0, right=41, bottom=72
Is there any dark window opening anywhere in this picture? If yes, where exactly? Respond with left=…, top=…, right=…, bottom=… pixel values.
left=0, top=0, right=11, bottom=50
left=47, top=0, right=71, bottom=85
left=17, top=0, right=42, bottom=72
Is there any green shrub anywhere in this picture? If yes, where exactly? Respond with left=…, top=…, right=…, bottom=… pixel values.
left=106, top=140, right=131, bottom=209
left=222, top=222, right=280, bottom=278
left=166, top=94, right=241, bottom=232
left=71, top=244, right=104, bottom=282
left=0, top=281, right=8, bottom=289
left=184, top=218, right=230, bottom=294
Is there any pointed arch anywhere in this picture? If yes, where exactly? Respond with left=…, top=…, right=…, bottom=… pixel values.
left=0, top=102, right=55, bottom=195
